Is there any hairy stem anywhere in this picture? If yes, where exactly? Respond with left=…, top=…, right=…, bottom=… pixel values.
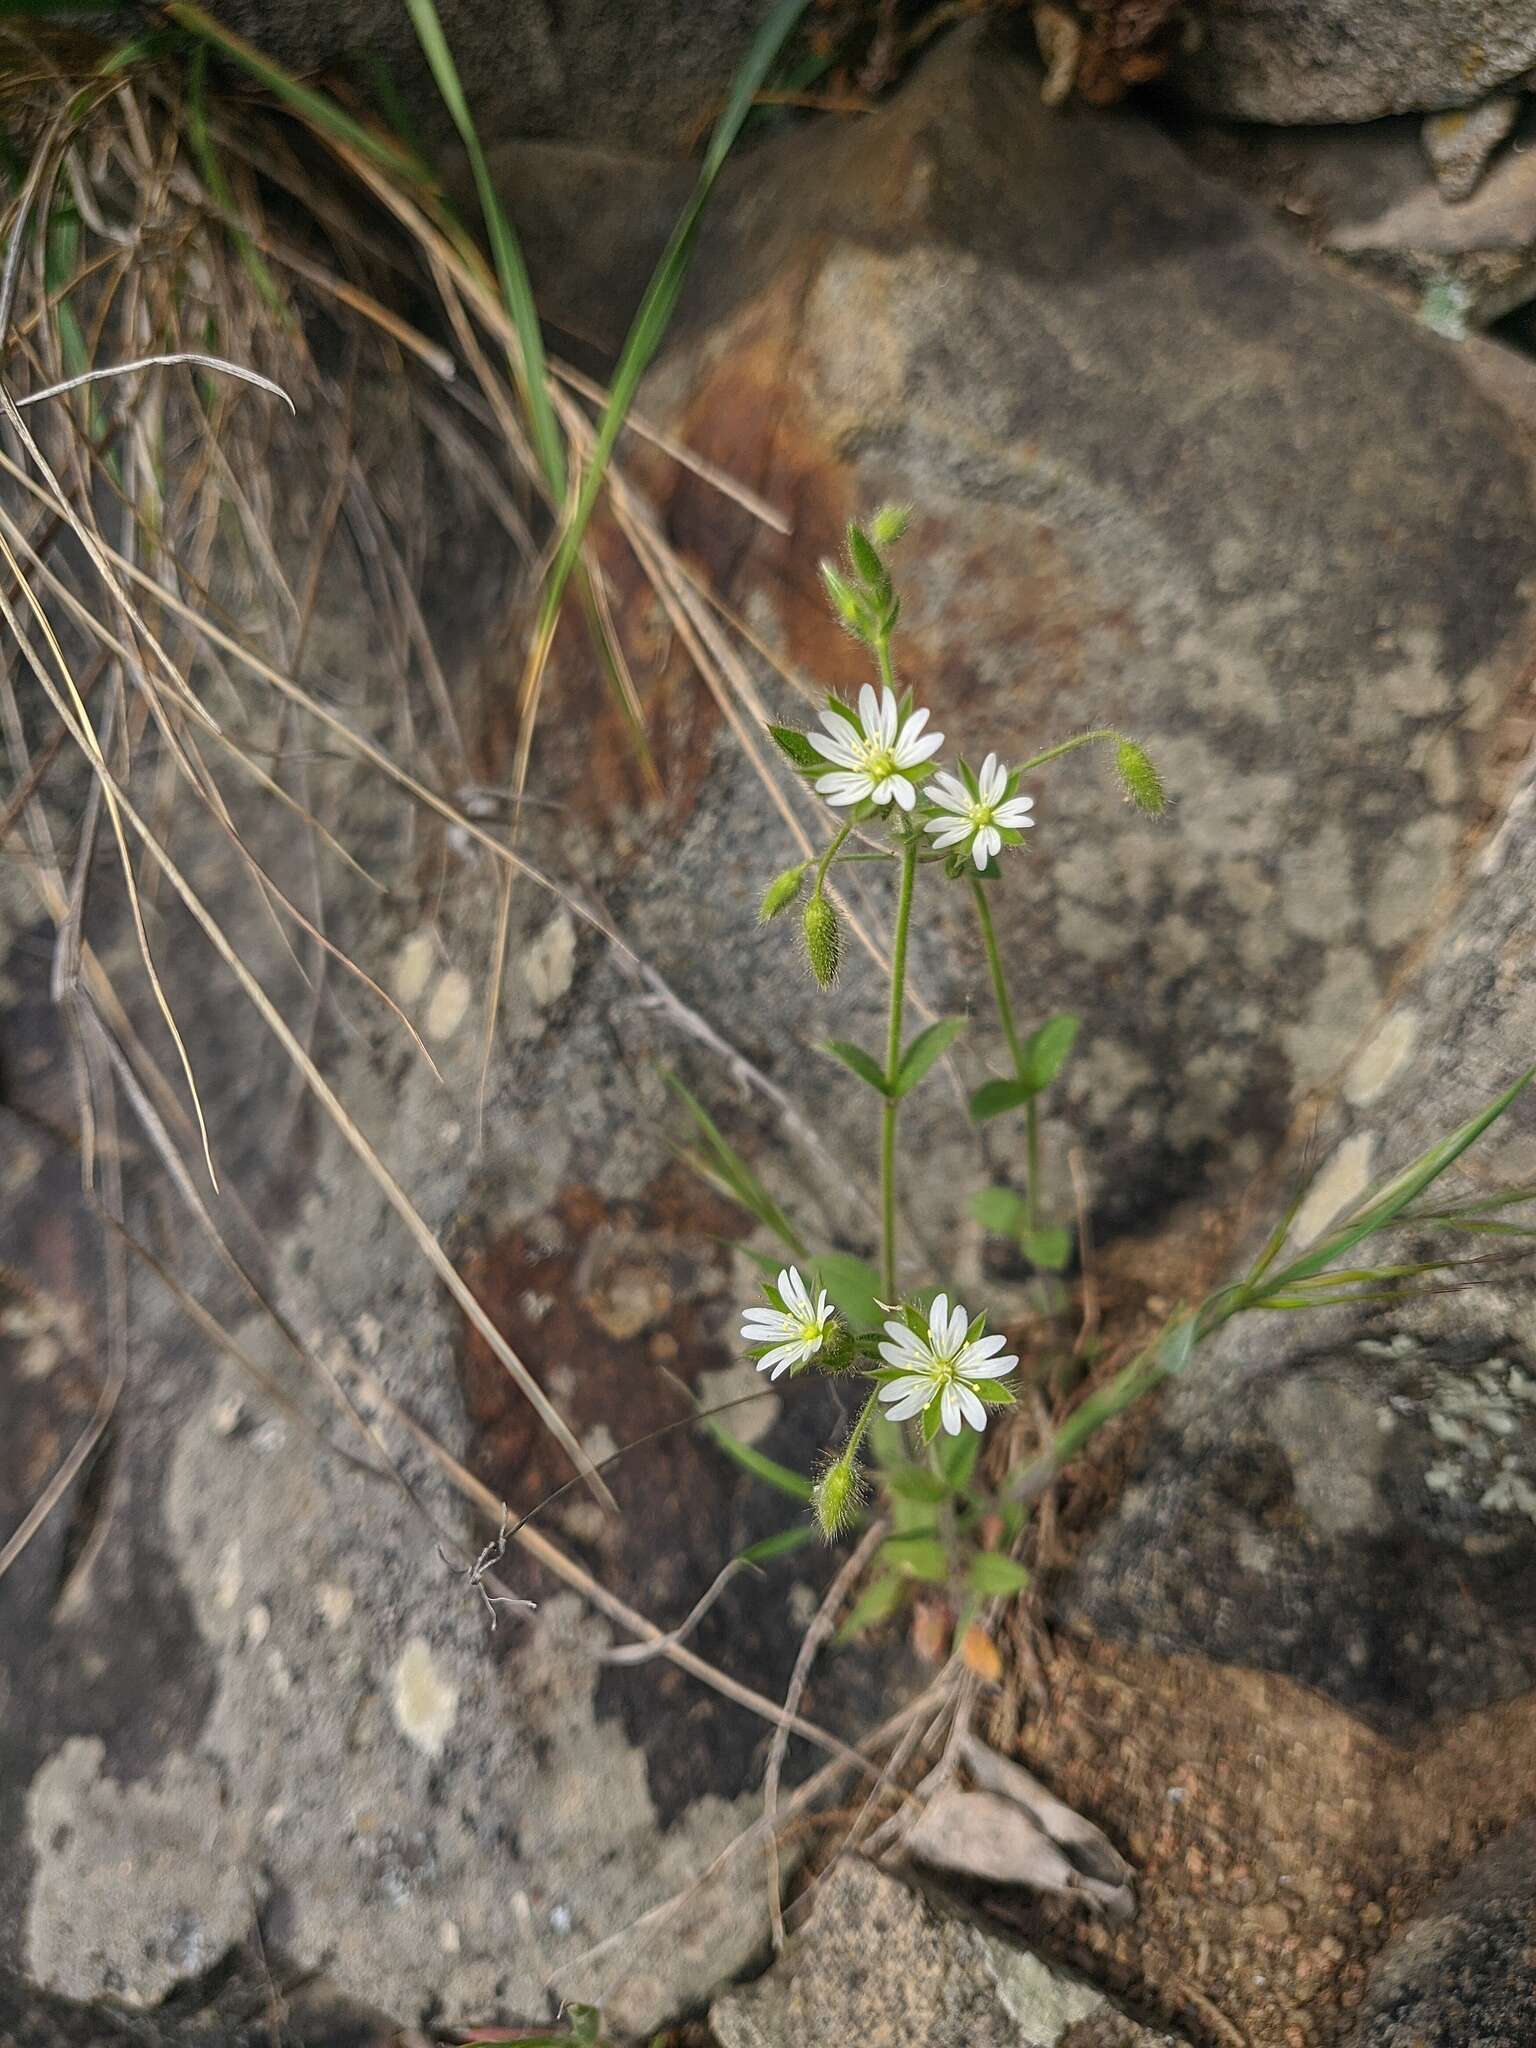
left=814, top=820, right=852, bottom=896
left=881, top=831, right=919, bottom=1297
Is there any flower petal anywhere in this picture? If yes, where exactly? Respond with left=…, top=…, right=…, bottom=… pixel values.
left=940, top=1385, right=963, bottom=1435
left=925, top=818, right=970, bottom=847
left=955, top=1383, right=988, bottom=1430
left=927, top=1293, right=950, bottom=1344
left=895, top=728, right=944, bottom=766
left=877, top=687, right=899, bottom=745
left=879, top=1377, right=936, bottom=1421
left=809, top=729, right=861, bottom=766
left=888, top=776, right=917, bottom=811
left=858, top=683, right=881, bottom=740
left=817, top=771, right=873, bottom=806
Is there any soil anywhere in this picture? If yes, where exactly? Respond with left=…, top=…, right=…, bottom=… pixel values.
left=989, top=1635, right=1536, bottom=2047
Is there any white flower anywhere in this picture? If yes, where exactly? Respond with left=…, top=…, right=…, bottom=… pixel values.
left=924, top=753, right=1035, bottom=867
left=876, top=1292, right=1017, bottom=1435
left=741, top=1265, right=835, bottom=1380
left=810, top=683, right=943, bottom=812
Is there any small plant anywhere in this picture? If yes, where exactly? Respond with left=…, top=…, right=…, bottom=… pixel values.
left=708, top=507, right=1531, bottom=1640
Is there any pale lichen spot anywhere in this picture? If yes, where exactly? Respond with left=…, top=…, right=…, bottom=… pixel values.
left=425, top=968, right=473, bottom=1042
left=213, top=1539, right=243, bottom=1614
left=1283, top=951, right=1380, bottom=1089
left=392, top=930, right=436, bottom=1006
left=1379, top=627, right=1450, bottom=716
left=316, top=1581, right=354, bottom=1629
left=1367, top=814, right=1458, bottom=951
left=1345, top=1007, right=1418, bottom=1107
left=523, top=911, right=577, bottom=1007
left=392, top=1637, right=458, bottom=1757
left=1293, top=1130, right=1377, bottom=1246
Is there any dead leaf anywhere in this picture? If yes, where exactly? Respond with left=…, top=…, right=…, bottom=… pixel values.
left=903, top=1735, right=1135, bottom=1920
left=961, top=1624, right=1004, bottom=1684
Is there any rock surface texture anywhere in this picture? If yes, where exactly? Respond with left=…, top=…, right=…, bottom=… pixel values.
left=1064, top=756, right=1536, bottom=1734
left=1169, top=0, right=1536, bottom=123
left=635, top=23, right=1536, bottom=1234
left=151, top=0, right=781, bottom=149
left=1349, top=1819, right=1536, bottom=2046
left=710, top=1859, right=1189, bottom=2048
left=7, top=18, right=1536, bottom=2047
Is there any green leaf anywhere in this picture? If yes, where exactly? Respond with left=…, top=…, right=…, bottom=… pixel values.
left=838, top=1570, right=908, bottom=1639
left=768, top=724, right=820, bottom=769
left=971, top=1186, right=1027, bottom=1237
left=821, top=1040, right=890, bottom=1095
left=696, top=1414, right=813, bottom=1501
left=1023, top=1226, right=1073, bottom=1271
left=666, top=1075, right=806, bottom=1256
left=969, top=1077, right=1035, bottom=1123
left=968, top=1552, right=1031, bottom=1597
left=813, top=1252, right=883, bottom=1332
left=881, top=1464, right=953, bottom=1505
left=894, top=1017, right=966, bottom=1099
left=1021, top=1013, right=1079, bottom=1091
left=936, top=1429, right=981, bottom=1492
left=966, top=1379, right=1016, bottom=1404
left=739, top=1523, right=820, bottom=1565
left=880, top=1532, right=950, bottom=1583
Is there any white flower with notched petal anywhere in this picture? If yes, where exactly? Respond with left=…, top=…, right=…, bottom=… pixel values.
left=741, top=1266, right=835, bottom=1380
left=924, top=753, right=1035, bottom=868
left=810, top=684, right=943, bottom=812
left=876, top=1292, right=1017, bottom=1435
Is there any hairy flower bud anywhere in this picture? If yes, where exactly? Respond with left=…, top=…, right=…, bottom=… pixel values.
left=845, top=520, right=886, bottom=595
left=815, top=1321, right=862, bottom=1376
left=870, top=502, right=911, bottom=548
left=813, top=1445, right=867, bottom=1540
left=759, top=862, right=809, bottom=923
left=802, top=892, right=841, bottom=990
left=819, top=560, right=874, bottom=642
left=1115, top=738, right=1166, bottom=816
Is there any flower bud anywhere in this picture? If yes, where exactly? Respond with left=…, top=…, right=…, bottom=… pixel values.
left=845, top=521, right=886, bottom=595
left=802, top=892, right=841, bottom=990
left=1115, top=738, right=1166, bottom=816
left=815, top=1321, right=862, bottom=1376
left=813, top=1446, right=867, bottom=1540
left=759, top=862, right=809, bottom=923
left=819, top=560, right=874, bottom=642
left=870, top=502, right=911, bottom=548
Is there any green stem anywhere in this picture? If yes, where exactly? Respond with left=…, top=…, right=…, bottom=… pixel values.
left=881, top=831, right=920, bottom=1299
left=814, top=821, right=853, bottom=896
left=1011, top=726, right=1123, bottom=778
left=971, top=877, right=1039, bottom=1238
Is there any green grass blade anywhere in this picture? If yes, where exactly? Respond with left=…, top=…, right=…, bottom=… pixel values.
left=169, top=4, right=425, bottom=181
left=401, top=0, right=566, bottom=496
left=666, top=1074, right=807, bottom=1256
left=530, top=0, right=810, bottom=641
left=1264, top=1069, right=1533, bottom=1293
left=184, top=45, right=287, bottom=318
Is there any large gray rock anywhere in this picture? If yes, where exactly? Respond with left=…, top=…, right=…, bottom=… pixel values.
left=1349, top=1820, right=1536, bottom=2046
left=710, top=1859, right=1188, bottom=2048
left=167, top=0, right=784, bottom=150
left=1062, top=757, right=1536, bottom=1734
left=1177, top=110, right=1536, bottom=330
left=8, top=19, right=1536, bottom=2042
left=1170, top=1, right=1536, bottom=124
left=633, top=22, right=1536, bottom=1235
